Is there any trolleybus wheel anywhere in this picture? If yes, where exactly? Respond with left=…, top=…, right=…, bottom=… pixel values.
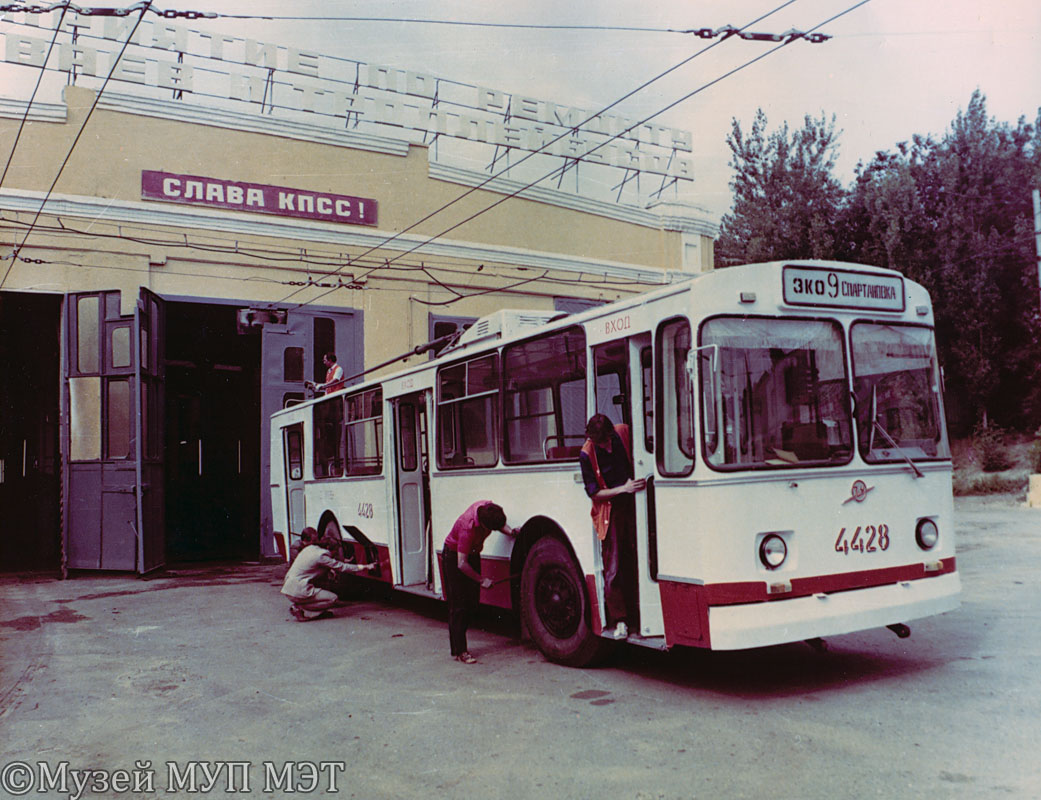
left=520, top=537, right=612, bottom=667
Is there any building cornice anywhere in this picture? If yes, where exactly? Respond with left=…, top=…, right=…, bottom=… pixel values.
left=1, top=93, right=718, bottom=238
left=429, top=162, right=718, bottom=237
left=0, top=98, right=67, bottom=122
left=0, top=188, right=680, bottom=285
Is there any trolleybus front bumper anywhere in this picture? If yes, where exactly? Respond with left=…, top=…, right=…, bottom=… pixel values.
left=706, top=572, right=961, bottom=650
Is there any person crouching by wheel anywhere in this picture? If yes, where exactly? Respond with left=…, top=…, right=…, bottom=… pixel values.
left=281, top=527, right=374, bottom=621
left=442, top=502, right=515, bottom=664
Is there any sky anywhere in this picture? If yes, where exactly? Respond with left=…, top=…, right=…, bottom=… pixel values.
left=4, top=0, right=1041, bottom=224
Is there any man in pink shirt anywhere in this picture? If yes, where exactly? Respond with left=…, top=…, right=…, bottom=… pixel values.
left=442, top=501, right=515, bottom=663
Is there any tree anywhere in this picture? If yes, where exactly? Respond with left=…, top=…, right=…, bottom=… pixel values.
left=841, top=91, right=1041, bottom=430
left=715, top=109, right=845, bottom=265
left=716, top=92, right=1041, bottom=431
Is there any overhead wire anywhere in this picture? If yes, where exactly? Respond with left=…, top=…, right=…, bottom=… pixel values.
left=267, top=0, right=805, bottom=308
left=0, top=1, right=152, bottom=290
left=0, top=1, right=858, bottom=304
left=290, top=0, right=873, bottom=311
left=0, top=1, right=798, bottom=297
left=0, top=212, right=660, bottom=290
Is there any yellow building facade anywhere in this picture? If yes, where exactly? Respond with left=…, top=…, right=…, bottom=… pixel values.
left=1, top=61, right=715, bottom=571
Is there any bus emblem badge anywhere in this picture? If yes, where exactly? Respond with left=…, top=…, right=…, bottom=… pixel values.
left=844, top=480, right=874, bottom=505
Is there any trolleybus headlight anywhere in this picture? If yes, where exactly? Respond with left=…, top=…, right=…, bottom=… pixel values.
left=759, top=534, right=788, bottom=570
left=915, top=518, right=939, bottom=550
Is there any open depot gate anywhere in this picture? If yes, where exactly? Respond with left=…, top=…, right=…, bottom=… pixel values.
left=59, top=288, right=360, bottom=574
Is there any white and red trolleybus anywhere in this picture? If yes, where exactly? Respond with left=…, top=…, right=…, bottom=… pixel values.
left=269, top=260, right=959, bottom=666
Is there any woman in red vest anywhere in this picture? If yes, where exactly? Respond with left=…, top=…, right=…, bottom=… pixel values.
left=579, top=414, right=645, bottom=640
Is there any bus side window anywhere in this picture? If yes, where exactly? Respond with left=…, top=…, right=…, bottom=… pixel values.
left=593, top=339, right=630, bottom=428
left=345, top=388, right=383, bottom=475
left=503, top=327, right=586, bottom=463
left=437, top=354, right=498, bottom=468
left=312, top=396, right=344, bottom=478
left=656, top=318, right=694, bottom=477
left=286, top=427, right=304, bottom=480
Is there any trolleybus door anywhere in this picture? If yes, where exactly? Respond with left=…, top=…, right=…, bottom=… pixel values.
left=62, top=288, right=166, bottom=573
left=393, top=391, right=431, bottom=586
left=629, top=335, right=663, bottom=638
left=282, top=422, right=306, bottom=537
left=592, top=333, right=662, bottom=638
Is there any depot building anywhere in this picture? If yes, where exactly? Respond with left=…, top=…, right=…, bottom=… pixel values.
left=0, top=12, right=715, bottom=573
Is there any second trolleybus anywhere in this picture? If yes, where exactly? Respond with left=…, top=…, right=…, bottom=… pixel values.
left=270, top=259, right=960, bottom=666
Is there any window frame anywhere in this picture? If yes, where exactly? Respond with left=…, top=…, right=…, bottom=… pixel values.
left=312, top=394, right=345, bottom=479
left=502, top=326, right=587, bottom=465
left=696, top=313, right=855, bottom=473
left=344, top=386, right=384, bottom=476
left=849, top=319, right=950, bottom=464
left=436, top=352, right=500, bottom=470
left=655, top=316, right=696, bottom=478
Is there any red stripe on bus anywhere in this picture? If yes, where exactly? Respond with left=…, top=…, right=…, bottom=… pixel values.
left=433, top=552, right=513, bottom=609
left=273, top=532, right=288, bottom=561
left=702, top=557, right=957, bottom=606
left=585, top=576, right=603, bottom=636
left=659, top=581, right=710, bottom=649
left=344, top=540, right=392, bottom=583
left=480, top=557, right=512, bottom=609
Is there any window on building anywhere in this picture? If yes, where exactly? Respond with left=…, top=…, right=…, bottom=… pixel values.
left=429, top=314, right=477, bottom=358
left=106, top=379, right=131, bottom=459
left=313, top=317, right=335, bottom=383
left=284, top=347, right=304, bottom=383
left=503, top=327, right=586, bottom=463
left=437, top=353, right=498, bottom=468
left=77, top=296, right=100, bottom=373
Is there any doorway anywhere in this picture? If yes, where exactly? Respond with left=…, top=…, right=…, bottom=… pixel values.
left=393, top=392, right=431, bottom=586
left=164, top=302, right=261, bottom=561
left=0, top=292, right=62, bottom=571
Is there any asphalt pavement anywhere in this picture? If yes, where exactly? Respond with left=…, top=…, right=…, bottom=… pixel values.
left=1, top=495, right=1039, bottom=800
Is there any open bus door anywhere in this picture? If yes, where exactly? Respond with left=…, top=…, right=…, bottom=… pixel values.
left=393, top=391, right=431, bottom=587
left=62, top=288, right=165, bottom=574
left=591, top=333, right=663, bottom=639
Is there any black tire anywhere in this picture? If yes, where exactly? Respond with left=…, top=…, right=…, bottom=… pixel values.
left=520, top=536, right=612, bottom=667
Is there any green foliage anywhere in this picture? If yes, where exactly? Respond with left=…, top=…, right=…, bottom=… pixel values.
left=716, top=110, right=844, bottom=265
left=973, top=425, right=1013, bottom=472
left=716, top=92, right=1041, bottom=433
left=952, top=473, right=1028, bottom=496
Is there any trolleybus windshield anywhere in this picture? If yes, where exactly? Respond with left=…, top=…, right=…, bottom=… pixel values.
left=851, top=322, right=949, bottom=462
left=699, top=317, right=853, bottom=469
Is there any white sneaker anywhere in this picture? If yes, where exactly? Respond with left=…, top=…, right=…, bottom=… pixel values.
left=612, top=622, right=628, bottom=639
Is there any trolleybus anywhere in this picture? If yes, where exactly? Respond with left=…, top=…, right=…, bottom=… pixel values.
left=269, top=260, right=959, bottom=665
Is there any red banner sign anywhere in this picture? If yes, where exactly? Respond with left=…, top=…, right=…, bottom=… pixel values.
left=141, top=170, right=377, bottom=226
